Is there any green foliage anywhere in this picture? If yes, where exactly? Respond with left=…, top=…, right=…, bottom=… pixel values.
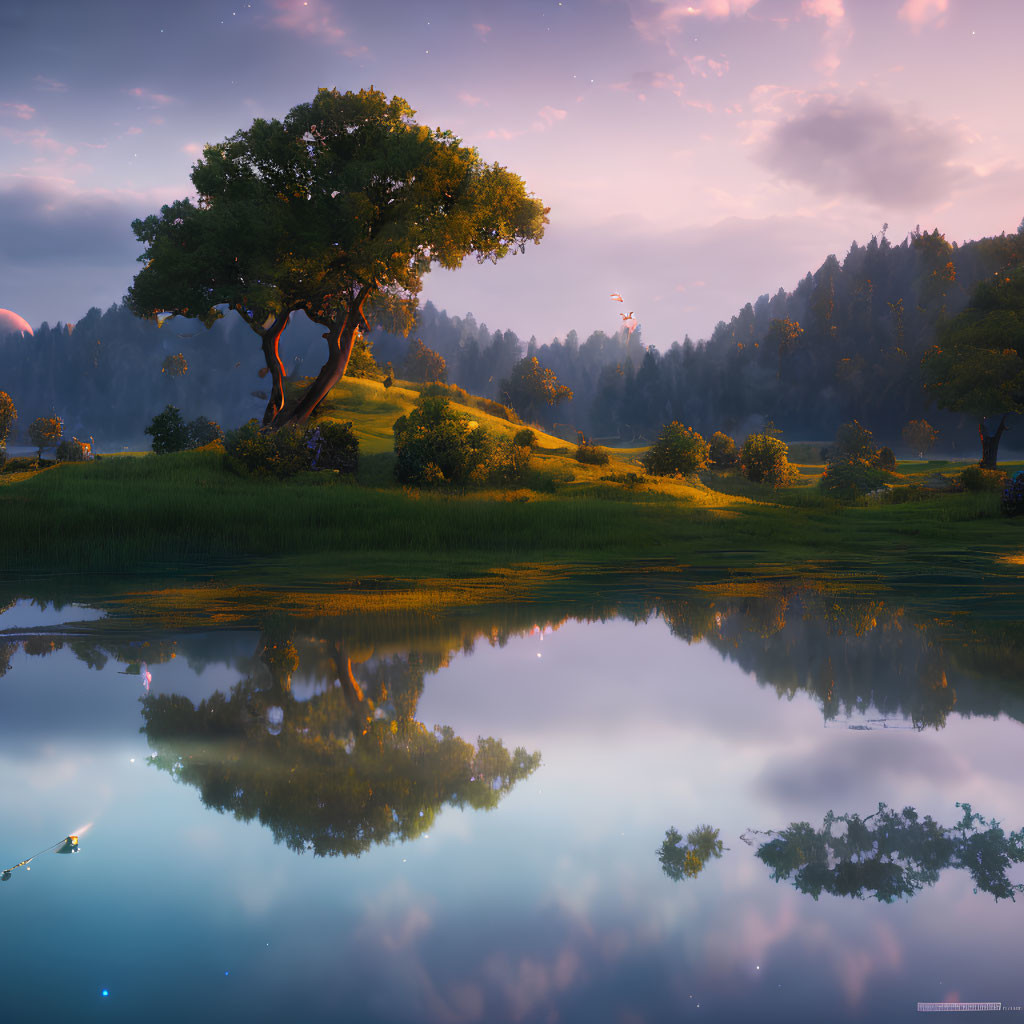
left=145, top=405, right=192, bottom=454
left=344, top=334, right=381, bottom=379
left=305, top=421, right=359, bottom=474
left=55, top=437, right=91, bottom=462
left=658, top=825, right=725, bottom=882
left=575, top=441, right=610, bottom=466
left=641, top=422, right=710, bottom=476
left=0, top=391, right=16, bottom=453
left=960, top=466, right=1007, bottom=492
left=28, top=415, right=62, bottom=455
left=876, top=446, right=896, bottom=471
left=902, top=419, right=938, bottom=458
left=513, top=428, right=536, bottom=449
left=820, top=459, right=893, bottom=499
left=393, top=396, right=476, bottom=486
left=402, top=338, right=447, bottom=383
left=223, top=420, right=312, bottom=478
left=833, top=420, right=879, bottom=464
left=501, top=356, right=573, bottom=422
left=708, top=431, right=738, bottom=468
left=740, top=431, right=794, bottom=487
left=187, top=416, right=224, bottom=448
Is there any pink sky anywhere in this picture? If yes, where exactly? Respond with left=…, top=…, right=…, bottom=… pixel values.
left=1, top=0, right=1021, bottom=348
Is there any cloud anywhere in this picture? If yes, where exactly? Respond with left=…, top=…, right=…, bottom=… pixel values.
left=533, top=106, right=567, bottom=131
left=1, top=103, right=36, bottom=121
left=632, top=0, right=761, bottom=43
left=612, top=71, right=686, bottom=101
left=457, top=91, right=484, bottom=107
left=182, top=142, right=203, bottom=155
left=127, top=87, right=175, bottom=107
left=898, top=0, right=949, bottom=27
left=801, top=0, right=844, bottom=27
left=269, top=0, right=347, bottom=44
left=757, top=95, right=973, bottom=206
left=801, top=0, right=849, bottom=71
left=33, top=76, right=66, bottom=93
left=684, top=55, right=730, bottom=77
left=0, top=176, right=172, bottom=266
left=473, top=22, right=492, bottom=38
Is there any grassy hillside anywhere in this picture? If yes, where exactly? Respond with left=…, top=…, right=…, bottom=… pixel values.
left=0, top=375, right=1021, bottom=582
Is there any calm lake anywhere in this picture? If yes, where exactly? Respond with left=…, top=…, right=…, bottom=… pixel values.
left=2, top=584, right=1022, bottom=1022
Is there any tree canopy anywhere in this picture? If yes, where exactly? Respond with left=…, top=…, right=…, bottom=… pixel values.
left=922, top=267, right=1024, bottom=465
left=127, top=87, right=548, bottom=427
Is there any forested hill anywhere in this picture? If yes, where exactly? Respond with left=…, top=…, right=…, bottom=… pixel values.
left=371, top=226, right=1024, bottom=450
left=2, top=225, right=1022, bottom=450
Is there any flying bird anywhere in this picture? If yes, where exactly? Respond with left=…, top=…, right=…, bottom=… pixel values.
left=620, top=311, right=634, bottom=321
left=610, top=293, right=624, bottom=302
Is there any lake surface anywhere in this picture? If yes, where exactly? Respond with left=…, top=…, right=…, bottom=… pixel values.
left=2, top=586, right=1022, bottom=1022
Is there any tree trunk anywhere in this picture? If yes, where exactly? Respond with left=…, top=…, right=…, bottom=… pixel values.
left=273, top=289, right=369, bottom=429
left=259, top=312, right=292, bottom=426
left=979, top=414, right=1008, bottom=469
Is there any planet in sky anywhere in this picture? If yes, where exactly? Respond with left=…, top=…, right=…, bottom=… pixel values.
left=0, top=309, right=33, bottom=337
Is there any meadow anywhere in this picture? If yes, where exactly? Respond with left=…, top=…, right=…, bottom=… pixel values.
left=1, top=377, right=1021, bottom=608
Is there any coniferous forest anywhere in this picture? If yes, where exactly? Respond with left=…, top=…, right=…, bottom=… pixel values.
left=3, top=225, right=1022, bottom=452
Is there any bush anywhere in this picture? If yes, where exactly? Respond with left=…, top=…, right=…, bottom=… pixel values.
left=145, top=406, right=192, bottom=454
left=304, top=421, right=359, bottom=474
left=480, top=432, right=533, bottom=485
left=28, top=415, right=63, bottom=455
left=875, top=446, right=896, bottom=471
left=55, top=437, right=92, bottom=462
left=420, top=381, right=469, bottom=403
left=1002, top=472, right=1024, bottom=516
left=224, top=420, right=312, bottom=478
left=187, top=417, right=224, bottom=448
left=393, top=396, right=478, bottom=486
left=708, top=431, right=738, bottom=469
left=833, top=420, right=878, bottom=464
left=641, top=422, right=710, bottom=476
left=820, top=459, right=894, bottom=499
left=474, top=397, right=520, bottom=423
left=513, top=428, right=537, bottom=449
left=575, top=442, right=610, bottom=466
left=960, top=465, right=1007, bottom=492
left=740, top=432, right=795, bottom=487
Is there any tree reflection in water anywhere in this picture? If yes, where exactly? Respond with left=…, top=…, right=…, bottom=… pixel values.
left=751, top=803, right=1024, bottom=902
left=658, top=825, right=725, bottom=881
left=140, top=640, right=541, bottom=857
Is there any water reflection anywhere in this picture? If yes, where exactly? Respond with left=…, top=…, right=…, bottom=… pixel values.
left=141, top=638, right=541, bottom=857
left=751, top=802, right=1024, bottom=903
left=657, top=824, right=725, bottom=881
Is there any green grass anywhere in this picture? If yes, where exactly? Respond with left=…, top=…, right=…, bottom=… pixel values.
left=1, top=375, right=1022, bottom=582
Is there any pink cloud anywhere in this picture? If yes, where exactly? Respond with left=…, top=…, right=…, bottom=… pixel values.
left=532, top=105, right=567, bottom=131
left=684, top=55, right=730, bottom=77
left=33, top=76, right=67, bottom=93
left=613, top=71, right=687, bottom=100
left=474, top=22, right=492, bottom=38
left=898, top=0, right=949, bottom=27
left=458, top=91, right=484, bottom=107
left=801, top=0, right=845, bottom=27
left=128, top=87, right=175, bottom=106
left=1, top=103, right=35, bottom=120
left=484, top=128, right=525, bottom=141
left=270, top=0, right=347, bottom=44
left=182, top=143, right=203, bottom=155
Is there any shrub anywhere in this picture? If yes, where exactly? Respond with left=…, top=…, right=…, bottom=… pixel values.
left=187, top=417, right=224, bottom=448
left=393, top=396, right=478, bottom=486
left=740, top=432, right=795, bottom=487
left=476, top=431, right=533, bottom=485
left=513, top=428, right=537, bottom=449
left=28, top=415, right=63, bottom=456
left=474, top=397, right=520, bottom=423
left=145, top=406, right=192, bottom=454
left=960, top=465, right=1007, bottom=492
left=708, top=431, right=738, bottom=469
left=420, top=381, right=469, bottom=403
left=641, top=422, right=710, bottom=476
left=224, top=420, right=311, bottom=478
left=820, top=460, right=894, bottom=499
left=402, top=338, right=447, bottom=383
left=1002, top=472, right=1024, bottom=516
left=902, top=419, right=938, bottom=459
left=575, top=442, right=610, bottom=466
left=56, top=437, right=91, bottom=462
left=304, top=420, right=359, bottom=474
left=875, top=446, right=896, bottom=471
left=833, top=420, right=878, bottom=464
left=0, top=391, right=16, bottom=456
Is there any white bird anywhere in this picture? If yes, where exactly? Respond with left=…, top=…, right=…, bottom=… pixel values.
left=610, top=293, right=624, bottom=302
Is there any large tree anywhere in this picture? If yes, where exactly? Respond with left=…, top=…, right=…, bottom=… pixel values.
left=921, top=268, right=1024, bottom=466
left=127, top=88, right=548, bottom=428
